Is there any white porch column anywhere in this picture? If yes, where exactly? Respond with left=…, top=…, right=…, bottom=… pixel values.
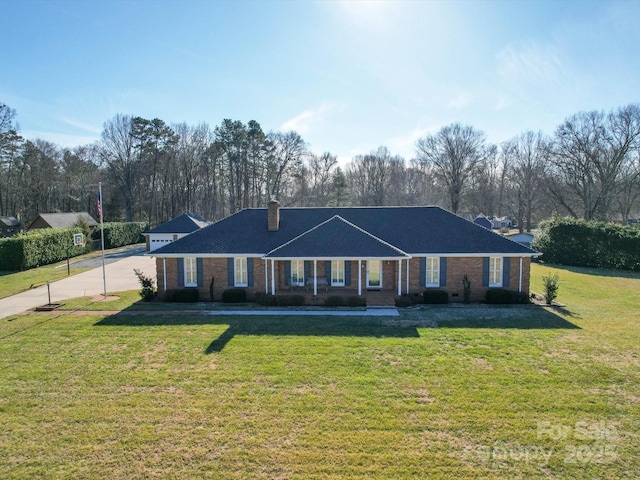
left=398, top=259, right=402, bottom=296
left=162, top=258, right=167, bottom=291
left=313, top=259, right=318, bottom=296
left=358, top=260, right=362, bottom=295
left=271, top=259, right=276, bottom=295
left=264, top=259, right=268, bottom=294
left=519, top=257, right=523, bottom=292
left=406, top=258, right=410, bottom=294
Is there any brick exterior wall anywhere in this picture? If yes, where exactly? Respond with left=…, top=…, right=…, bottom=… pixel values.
left=156, top=255, right=532, bottom=303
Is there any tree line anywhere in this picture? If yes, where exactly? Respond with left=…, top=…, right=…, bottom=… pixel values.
left=2, top=101, right=640, bottom=232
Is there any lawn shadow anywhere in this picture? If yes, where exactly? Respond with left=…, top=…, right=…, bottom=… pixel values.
left=433, top=305, right=581, bottom=329
left=95, top=313, right=421, bottom=353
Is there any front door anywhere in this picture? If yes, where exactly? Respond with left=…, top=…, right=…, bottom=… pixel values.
left=366, top=260, right=382, bottom=288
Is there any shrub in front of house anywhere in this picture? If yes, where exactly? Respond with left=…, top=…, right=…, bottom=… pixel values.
left=254, top=292, right=275, bottom=306
left=174, top=288, right=200, bottom=303
left=485, top=288, right=530, bottom=304
left=347, top=296, right=366, bottom=307
left=324, top=296, right=345, bottom=307
left=255, top=293, right=306, bottom=306
left=222, top=288, right=247, bottom=303
left=395, top=293, right=422, bottom=308
left=423, top=289, right=449, bottom=304
left=275, top=295, right=306, bottom=307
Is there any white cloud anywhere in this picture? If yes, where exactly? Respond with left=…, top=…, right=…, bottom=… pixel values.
left=280, top=102, right=339, bottom=134
left=496, top=42, right=567, bottom=87
left=59, top=117, right=102, bottom=134
left=448, top=92, right=473, bottom=110
left=386, top=125, right=438, bottom=161
left=21, top=130, right=99, bottom=148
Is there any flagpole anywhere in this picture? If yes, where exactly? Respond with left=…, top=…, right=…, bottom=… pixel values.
left=99, top=182, right=107, bottom=298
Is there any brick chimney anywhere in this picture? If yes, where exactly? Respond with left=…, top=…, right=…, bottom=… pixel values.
left=268, top=198, right=280, bottom=231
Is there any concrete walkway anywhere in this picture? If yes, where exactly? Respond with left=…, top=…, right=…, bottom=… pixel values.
left=202, top=308, right=399, bottom=317
left=0, top=246, right=156, bottom=320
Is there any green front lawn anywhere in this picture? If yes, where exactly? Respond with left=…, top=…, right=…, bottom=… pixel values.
left=0, top=263, right=638, bottom=478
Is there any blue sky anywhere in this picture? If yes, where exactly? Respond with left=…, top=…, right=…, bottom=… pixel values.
left=2, top=0, right=639, bottom=162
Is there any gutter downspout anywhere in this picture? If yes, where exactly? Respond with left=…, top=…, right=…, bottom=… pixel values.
left=519, top=257, right=523, bottom=292
left=163, top=258, right=167, bottom=291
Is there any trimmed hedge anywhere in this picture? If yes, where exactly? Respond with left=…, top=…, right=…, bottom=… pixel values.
left=255, top=293, right=306, bottom=307
left=423, top=289, right=449, bottom=304
left=323, top=295, right=366, bottom=307
left=222, top=288, right=247, bottom=303
left=395, top=293, right=423, bottom=308
left=162, top=288, right=199, bottom=303
left=533, top=215, right=640, bottom=270
left=485, top=288, right=530, bottom=305
left=92, top=222, right=148, bottom=249
left=0, top=227, right=91, bottom=271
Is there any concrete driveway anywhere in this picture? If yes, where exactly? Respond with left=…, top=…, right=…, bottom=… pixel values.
left=0, top=245, right=156, bottom=320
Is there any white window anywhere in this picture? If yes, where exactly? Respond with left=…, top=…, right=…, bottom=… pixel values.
left=235, top=257, right=248, bottom=287
left=425, top=257, right=439, bottom=287
left=331, top=260, right=345, bottom=286
left=184, top=257, right=197, bottom=287
left=291, top=260, right=305, bottom=286
left=367, top=260, right=382, bottom=288
left=489, top=257, right=502, bottom=287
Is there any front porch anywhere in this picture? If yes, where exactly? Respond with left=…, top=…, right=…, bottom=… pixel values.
left=264, top=258, right=412, bottom=300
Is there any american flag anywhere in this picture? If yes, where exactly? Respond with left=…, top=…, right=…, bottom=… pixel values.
left=97, top=190, right=103, bottom=223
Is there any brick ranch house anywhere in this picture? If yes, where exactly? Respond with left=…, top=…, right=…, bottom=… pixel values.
left=150, top=201, right=538, bottom=304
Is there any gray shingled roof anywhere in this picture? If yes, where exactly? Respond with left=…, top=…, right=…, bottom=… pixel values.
left=31, top=212, right=98, bottom=229
left=144, top=212, right=211, bottom=235
left=0, top=216, right=20, bottom=227
left=151, top=206, right=538, bottom=257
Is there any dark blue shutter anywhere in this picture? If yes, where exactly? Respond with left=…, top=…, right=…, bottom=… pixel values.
left=304, top=261, right=311, bottom=282
left=503, top=257, right=510, bottom=288
left=177, top=258, right=184, bottom=287
left=419, top=257, right=426, bottom=287
left=197, top=258, right=204, bottom=287
left=345, top=261, right=351, bottom=286
left=284, top=260, right=291, bottom=286
left=482, top=257, right=490, bottom=287
left=227, top=258, right=234, bottom=286
left=439, top=257, right=447, bottom=287
left=325, top=261, right=331, bottom=282
left=247, top=258, right=254, bottom=287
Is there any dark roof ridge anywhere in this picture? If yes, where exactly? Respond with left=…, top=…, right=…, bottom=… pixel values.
left=264, top=214, right=410, bottom=258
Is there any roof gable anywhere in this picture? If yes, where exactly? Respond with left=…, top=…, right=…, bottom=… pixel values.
left=29, top=212, right=97, bottom=229
left=265, top=215, right=409, bottom=259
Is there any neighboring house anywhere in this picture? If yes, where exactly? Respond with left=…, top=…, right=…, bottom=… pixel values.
left=491, top=216, right=513, bottom=230
left=0, top=216, right=21, bottom=238
left=473, top=214, right=493, bottom=230
left=27, top=212, right=98, bottom=231
left=143, top=212, right=211, bottom=252
left=151, top=201, right=538, bottom=303
left=504, top=232, right=535, bottom=249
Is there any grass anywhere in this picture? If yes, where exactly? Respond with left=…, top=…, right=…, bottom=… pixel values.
left=0, top=263, right=639, bottom=478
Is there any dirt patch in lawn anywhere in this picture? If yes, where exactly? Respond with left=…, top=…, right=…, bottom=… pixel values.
left=90, top=295, right=121, bottom=302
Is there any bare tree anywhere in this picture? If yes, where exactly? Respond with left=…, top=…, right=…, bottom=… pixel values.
left=99, top=114, right=138, bottom=221
left=347, top=146, right=393, bottom=206
left=502, top=131, right=548, bottom=232
left=415, top=123, right=487, bottom=214
left=547, top=104, right=640, bottom=220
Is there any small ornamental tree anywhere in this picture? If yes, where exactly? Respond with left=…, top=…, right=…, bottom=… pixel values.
left=134, top=268, right=156, bottom=301
left=542, top=273, right=560, bottom=305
